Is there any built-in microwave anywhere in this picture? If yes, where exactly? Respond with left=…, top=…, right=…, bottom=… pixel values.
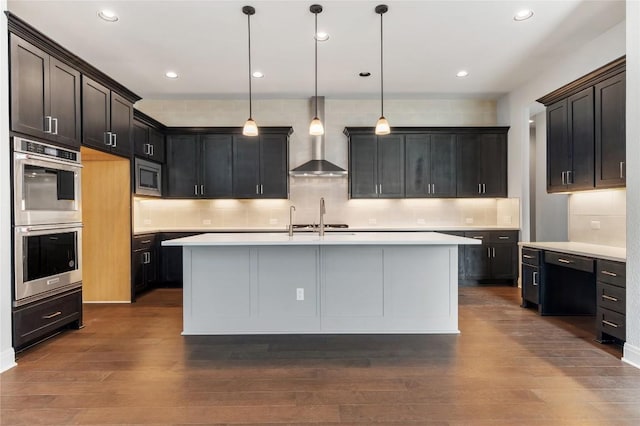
left=134, top=158, right=162, bottom=197
left=13, top=137, right=82, bottom=226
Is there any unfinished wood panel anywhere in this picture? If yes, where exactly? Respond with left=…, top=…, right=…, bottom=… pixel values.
left=81, top=147, right=131, bottom=302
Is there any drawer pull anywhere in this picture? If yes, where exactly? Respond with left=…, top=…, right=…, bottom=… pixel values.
left=473, top=236, right=484, bottom=239
left=140, top=240, right=151, bottom=244
left=498, top=236, right=510, bottom=240
left=557, top=258, right=572, bottom=264
left=42, top=311, right=62, bottom=319
left=602, top=320, right=619, bottom=328
left=601, top=270, right=617, bottom=277
left=523, top=254, right=534, bottom=259
left=602, top=294, right=619, bottom=302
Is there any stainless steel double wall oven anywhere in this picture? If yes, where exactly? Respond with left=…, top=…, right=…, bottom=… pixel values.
left=12, top=137, right=83, bottom=306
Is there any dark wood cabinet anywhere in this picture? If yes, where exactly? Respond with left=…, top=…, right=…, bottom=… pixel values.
left=233, top=133, right=288, bottom=198
left=82, top=76, right=133, bottom=157
left=461, top=231, right=518, bottom=284
left=132, top=234, right=158, bottom=298
left=202, top=134, right=233, bottom=198
left=405, top=133, right=456, bottom=197
left=159, top=232, right=200, bottom=287
left=10, top=34, right=81, bottom=149
left=596, top=259, right=626, bottom=343
left=595, top=72, right=625, bottom=188
left=456, top=133, right=507, bottom=197
left=12, top=288, right=82, bottom=350
left=521, top=248, right=541, bottom=308
left=165, top=134, right=199, bottom=197
left=349, top=133, right=404, bottom=198
left=233, top=135, right=261, bottom=197
left=133, top=120, right=166, bottom=163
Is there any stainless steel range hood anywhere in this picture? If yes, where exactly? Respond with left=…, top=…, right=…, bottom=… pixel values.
left=290, top=96, right=347, bottom=177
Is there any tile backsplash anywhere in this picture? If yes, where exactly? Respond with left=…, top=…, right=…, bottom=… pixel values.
left=568, top=189, right=626, bottom=247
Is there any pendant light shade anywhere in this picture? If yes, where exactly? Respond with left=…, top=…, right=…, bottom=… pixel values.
left=242, top=5, right=258, bottom=137
left=309, top=4, right=324, bottom=136
left=375, top=4, right=390, bottom=135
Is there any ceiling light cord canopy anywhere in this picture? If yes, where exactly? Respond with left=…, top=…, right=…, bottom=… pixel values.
left=242, top=5, right=258, bottom=137
left=375, top=4, right=390, bottom=135
left=309, top=4, right=325, bottom=136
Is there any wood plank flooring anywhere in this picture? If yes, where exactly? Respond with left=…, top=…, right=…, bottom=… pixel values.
left=2, top=286, right=640, bottom=425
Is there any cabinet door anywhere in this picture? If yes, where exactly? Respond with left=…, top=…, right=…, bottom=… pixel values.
left=567, top=87, right=594, bottom=191
left=490, top=244, right=517, bottom=280
left=49, top=58, right=81, bottom=148
left=110, top=92, right=133, bottom=157
left=133, top=121, right=149, bottom=158
left=148, top=128, right=165, bottom=163
left=430, top=134, right=457, bottom=197
left=132, top=250, right=146, bottom=294
left=165, top=135, right=199, bottom=197
left=479, top=133, right=507, bottom=197
left=82, top=77, right=111, bottom=151
left=464, top=245, right=491, bottom=280
left=260, top=134, right=288, bottom=198
left=201, top=134, right=233, bottom=198
left=595, top=73, right=625, bottom=188
left=10, top=35, right=49, bottom=140
left=377, top=134, right=404, bottom=197
left=456, top=134, right=481, bottom=197
left=350, top=134, right=378, bottom=198
left=405, top=134, right=430, bottom=197
left=546, top=99, right=569, bottom=192
left=146, top=248, right=158, bottom=284
left=522, top=264, right=539, bottom=305
left=233, top=135, right=260, bottom=198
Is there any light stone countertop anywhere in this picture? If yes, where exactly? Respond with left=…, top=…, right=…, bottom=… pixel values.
left=519, top=241, right=626, bottom=262
left=161, top=231, right=483, bottom=247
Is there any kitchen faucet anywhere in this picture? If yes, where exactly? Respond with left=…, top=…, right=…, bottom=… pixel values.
left=319, top=197, right=326, bottom=236
left=288, top=205, right=296, bottom=237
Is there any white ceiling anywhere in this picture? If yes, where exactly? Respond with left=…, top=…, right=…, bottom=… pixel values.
left=6, top=0, right=625, bottom=101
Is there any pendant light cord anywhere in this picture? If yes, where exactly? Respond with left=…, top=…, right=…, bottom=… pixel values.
left=380, top=11, right=384, bottom=117
left=247, top=11, right=253, bottom=119
left=314, top=11, right=319, bottom=118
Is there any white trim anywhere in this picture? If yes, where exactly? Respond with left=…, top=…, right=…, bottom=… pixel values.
left=622, top=343, right=640, bottom=370
left=0, top=348, right=17, bottom=373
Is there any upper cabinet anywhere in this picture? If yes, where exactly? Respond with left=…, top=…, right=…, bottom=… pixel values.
left=538, top=57, right=625, bottom=193
left=10, top=34, right=81, bottom=149
left=346, top=127, right=507, bottom=199
left=233, top=133, right=289, bottom=199
left=133, top=110, right=166, bottom=163
left=82, top=76, right=133, bottom=158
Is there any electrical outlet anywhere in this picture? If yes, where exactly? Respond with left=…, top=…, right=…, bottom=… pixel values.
left=368, top=218, right=377, bottom=225
left=270, top=218, right=278, bottom=225
left=202, top=219, right=212, bottom=225
left=296, top=288, right=304, bottom=301
left=465, top=217, right=474, bottom=224
left=591, top=220, right=601, bottom=230
left=417, top=218, right=426, bottom=225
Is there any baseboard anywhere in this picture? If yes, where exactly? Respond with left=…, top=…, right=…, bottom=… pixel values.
left=622, top=342, right=640, bottom=370
left=82, top=300, right=131, bottom=304
left=0, top=347, right=16, bottom=373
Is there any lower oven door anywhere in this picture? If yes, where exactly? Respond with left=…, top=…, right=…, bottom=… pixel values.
left=14, top=223, right=82, bottom=306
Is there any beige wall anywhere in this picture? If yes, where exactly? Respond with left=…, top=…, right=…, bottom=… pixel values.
left=134, top=98, right=519, bottom=231
left=568, top=189, right=626, bottom=248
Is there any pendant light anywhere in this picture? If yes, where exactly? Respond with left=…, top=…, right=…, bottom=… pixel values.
left=309, top=4, right=324, bottom=136
left=375, top=4, right=390, bottom=135
left=242, top=5, right=258, bottom=137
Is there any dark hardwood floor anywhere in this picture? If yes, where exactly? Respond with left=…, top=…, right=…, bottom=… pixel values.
left=2, top=286, right=640, bottom=425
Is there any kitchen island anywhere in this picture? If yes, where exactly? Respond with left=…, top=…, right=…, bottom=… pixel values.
left=163, top=232, right=480, bottom=335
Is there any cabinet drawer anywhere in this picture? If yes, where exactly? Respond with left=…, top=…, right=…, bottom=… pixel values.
left=545, top=251, right=594, bottom=272
left=133, top=234, right=156, bottom=251
left=464, top=231, right=490, bottom=243
left=521, top=247, right=540, bottom=266
left=490, top=231, right=518, bottom=243
left=597, top=307, right=625, bottom=341
left=13, top=289, right=82, bottom=349
left=597, top=282, right=625, bottom=314
left=597, top=259, right=625, bottom=287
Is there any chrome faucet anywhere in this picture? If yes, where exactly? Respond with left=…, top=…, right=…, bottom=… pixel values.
left=319, top=197, right=326, bottom=236
left=288, top=205, right=296, bottom=236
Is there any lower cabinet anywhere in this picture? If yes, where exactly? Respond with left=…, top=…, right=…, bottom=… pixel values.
left=12, top=288, right=83, bottom=350
left=159, top=232, right=200, bottom=287
left=521, top=247, right=541, bottom=308
left=132, top=234, right=158, bottom=299
left=596, top=259, right=626, bottom=343
left=460, top=231, right=519, bottom=285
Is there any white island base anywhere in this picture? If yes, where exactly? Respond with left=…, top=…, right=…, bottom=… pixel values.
left=163, top=232, right=480, bottom=335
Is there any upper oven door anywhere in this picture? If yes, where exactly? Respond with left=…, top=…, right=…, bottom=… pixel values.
left=13, top=151, right=82, bottom=225
left=135, top=158, right=162, bottom=197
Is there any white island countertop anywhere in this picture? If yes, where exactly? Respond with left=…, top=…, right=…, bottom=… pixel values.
left=162, top=231, right=482, bottom=247
left=519, top=241, right=626, bottom=262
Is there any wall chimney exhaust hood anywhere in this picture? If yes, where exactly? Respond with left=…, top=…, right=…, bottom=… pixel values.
left=290, top=96, right=347, bottom=177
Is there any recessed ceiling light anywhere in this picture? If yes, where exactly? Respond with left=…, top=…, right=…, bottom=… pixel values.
left=98, top=9, right=118, bottom=22
left=165, top=71, right=179, bottom=79
left=456, top=70, right=469, bottom=78
left=514, top=9, right=534, bottom=21
left=252, top=71, right=264, bottom=78
left=529, top=119, right=534, bottom=124
left=315, top=31, right=329, bottom=41
left=359, top=72, right=371, bottom=77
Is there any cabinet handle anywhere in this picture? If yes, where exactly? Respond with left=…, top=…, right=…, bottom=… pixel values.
left=42, top=311, right=62, bottom=319
left=523, top=254, right=534, bottom=259
left=111, top=133, right=117, bottom=148
left=201, top=184, right=205, bottom=195
left=498, top=236, right=510, bottom=240
left=492, top=247, right=496, bottom=258
left=105, top=132, right=112, bottom=146
left=379, top=184, right=382, bottom=194
left=601, top=270, right=617, bottom=277
left=256, top=184, right=259, bottom=194
left=194, top=185, right=198, bottom=196
left=260, top=184, right=264, bottom=194
left=375, top=184, right=378, bottom=195
left=602, top=320, right=619, bottom=328
left=150, top=144, right=154, bottom=156
left=478, top=183, right=482, bottom=194
left=144, top=143, right=149, bottom=155
left=44, top=116, right=52, bottom=133
left=620, top=161, right=625, bottom=179
left=487, top=247, right=491, bottom=258
left=51, top=117, right=58, bottom=135
left=473, top=236, right=483, bottom=239
left=567, top=170, right=573, bottom=184
left=533, top=271, right=538, bottom=286
left=483, top=183, right=486, bottom=194
left=427, top=183, right=431, bottom=194
left=557, top=258, right=572, bottom=264
left=602, top=294, right=618, bottom=302
left=140, top=240, right=151, bottom=244
left=561, top=171, right=566, bottom=185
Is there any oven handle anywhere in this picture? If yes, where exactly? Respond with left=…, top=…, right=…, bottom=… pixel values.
left=16, top=224, right=83, bottom=234
left=16, top=153, right=83, bottom=168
